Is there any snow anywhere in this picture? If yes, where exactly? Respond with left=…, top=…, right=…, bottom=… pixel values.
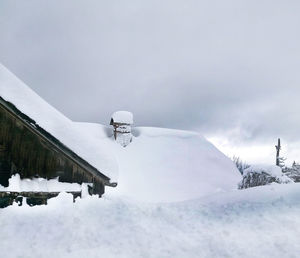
left=115, top=129, right=132, bottom=147
left=0, top=63, right=118, bottom=183
left=76, top=124, right=241, bottom=202
left=244, top=165, right=293, bottom=184
left=244, top=165, right=283, bottom=177
left=111, top=111, right=133, bottom=124
left=0, top=174, right=83, bottom=192
left=1, top=184, right=300, bottom=258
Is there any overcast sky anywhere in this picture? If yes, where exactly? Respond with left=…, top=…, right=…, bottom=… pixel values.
left=1, top=0, right=300, bottom=164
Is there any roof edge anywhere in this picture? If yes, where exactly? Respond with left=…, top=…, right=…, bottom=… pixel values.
left=0, top=96, right=116, bottom=187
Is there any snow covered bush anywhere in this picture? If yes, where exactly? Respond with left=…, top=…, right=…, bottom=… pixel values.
left=283, top=162, right=300, bottom=182
left=239, top=165, right=293, bottom=189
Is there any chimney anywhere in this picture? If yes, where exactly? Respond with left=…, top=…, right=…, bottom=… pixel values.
left=110, top=111, right=133, bottom=147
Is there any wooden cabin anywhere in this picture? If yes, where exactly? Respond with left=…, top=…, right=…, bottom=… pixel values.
left=0, top=96, right=116, bottom=207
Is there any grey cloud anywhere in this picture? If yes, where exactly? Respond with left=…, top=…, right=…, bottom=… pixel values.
left=1, top=0, right=300, bottom=150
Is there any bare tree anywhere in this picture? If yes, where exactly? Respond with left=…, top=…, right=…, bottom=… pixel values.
left=275, top=138, right=281, bottom=166
left=232, top=156, right=250, bottom=175
left=275, top=138, right=286, bottom=168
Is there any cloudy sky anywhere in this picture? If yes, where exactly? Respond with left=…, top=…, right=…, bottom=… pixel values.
left=1, top=0, right=300, bottom=165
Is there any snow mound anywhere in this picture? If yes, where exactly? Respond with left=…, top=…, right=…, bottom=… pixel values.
left=116, top=127, right=241, bottom=202
left=111, top=111, right=133, bottom=124
left=0, top=63, right=118, bottom=182
left=76, top=123, right=241, bottom=202
left=1, top=184, right=300, bottom=258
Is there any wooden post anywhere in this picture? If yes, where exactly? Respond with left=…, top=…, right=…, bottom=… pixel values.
left=275, top=138, right=281, bottom=166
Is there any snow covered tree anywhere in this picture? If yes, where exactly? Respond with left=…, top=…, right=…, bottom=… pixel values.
left=232, top=156, right=250, bottom=175
left=275, top=138, right=281, bottom=166
left=275, top=138, right=286, bottom=168
left=283, top=162, right=300, bottom=182
left=239, top=165, right=293, bottom=189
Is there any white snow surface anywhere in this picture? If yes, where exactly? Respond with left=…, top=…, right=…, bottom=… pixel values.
left=75, top=123, right=241, bottom=202
left=111, top=111, right=133, bottom=124
left=244, top=164, right=283, bottom=177
left=0, top=63, right=240, bottom=201
left=0, top=174, right=83, bottom=192
left=1, top=184, right=300, bottom=258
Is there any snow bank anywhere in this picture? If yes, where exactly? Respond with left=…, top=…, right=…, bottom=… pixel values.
left=111, top=111, right=133, bottom=124
left=0, top=174, right=83, bottom=192
left=1, top=184, right=300, bottom=258
left=0, top=63, right=118, bottom=182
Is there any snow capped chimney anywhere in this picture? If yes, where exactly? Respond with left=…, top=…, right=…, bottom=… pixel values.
left=110, top=111, right=133, bottom=147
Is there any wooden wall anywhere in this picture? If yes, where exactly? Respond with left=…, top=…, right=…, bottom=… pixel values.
left=0, top=103, right=105, bottom=196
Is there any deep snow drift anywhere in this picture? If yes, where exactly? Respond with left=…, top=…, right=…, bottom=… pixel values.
left=1, top=184, right=300, bottom=258
left=75, top=123, right=241, bottom=202
left=0, top=63, right=241, bottom=202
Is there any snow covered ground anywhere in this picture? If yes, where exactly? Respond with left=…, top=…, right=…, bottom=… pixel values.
left=1, top=184, right=300, bottom=258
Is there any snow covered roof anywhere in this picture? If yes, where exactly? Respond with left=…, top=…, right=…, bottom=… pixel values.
left=76, top=124, right=242, bottom=202
left=0, top=63, right=118, bottom=183
left=111, top=111, right=133, bottom=125
left=0, top=63, right=241, bottom=202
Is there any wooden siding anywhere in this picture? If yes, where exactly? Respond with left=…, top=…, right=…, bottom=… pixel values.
left=0, top=97, right=111, bottom=196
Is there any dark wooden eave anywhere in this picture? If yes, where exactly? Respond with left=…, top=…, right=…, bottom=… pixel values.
left=0, top=96, right=116, bottom=187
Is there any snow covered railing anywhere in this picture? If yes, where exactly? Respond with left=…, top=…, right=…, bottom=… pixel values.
left=0, top=191, right=82, bottom=208
left=0, top=175, right=92, bottom=208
